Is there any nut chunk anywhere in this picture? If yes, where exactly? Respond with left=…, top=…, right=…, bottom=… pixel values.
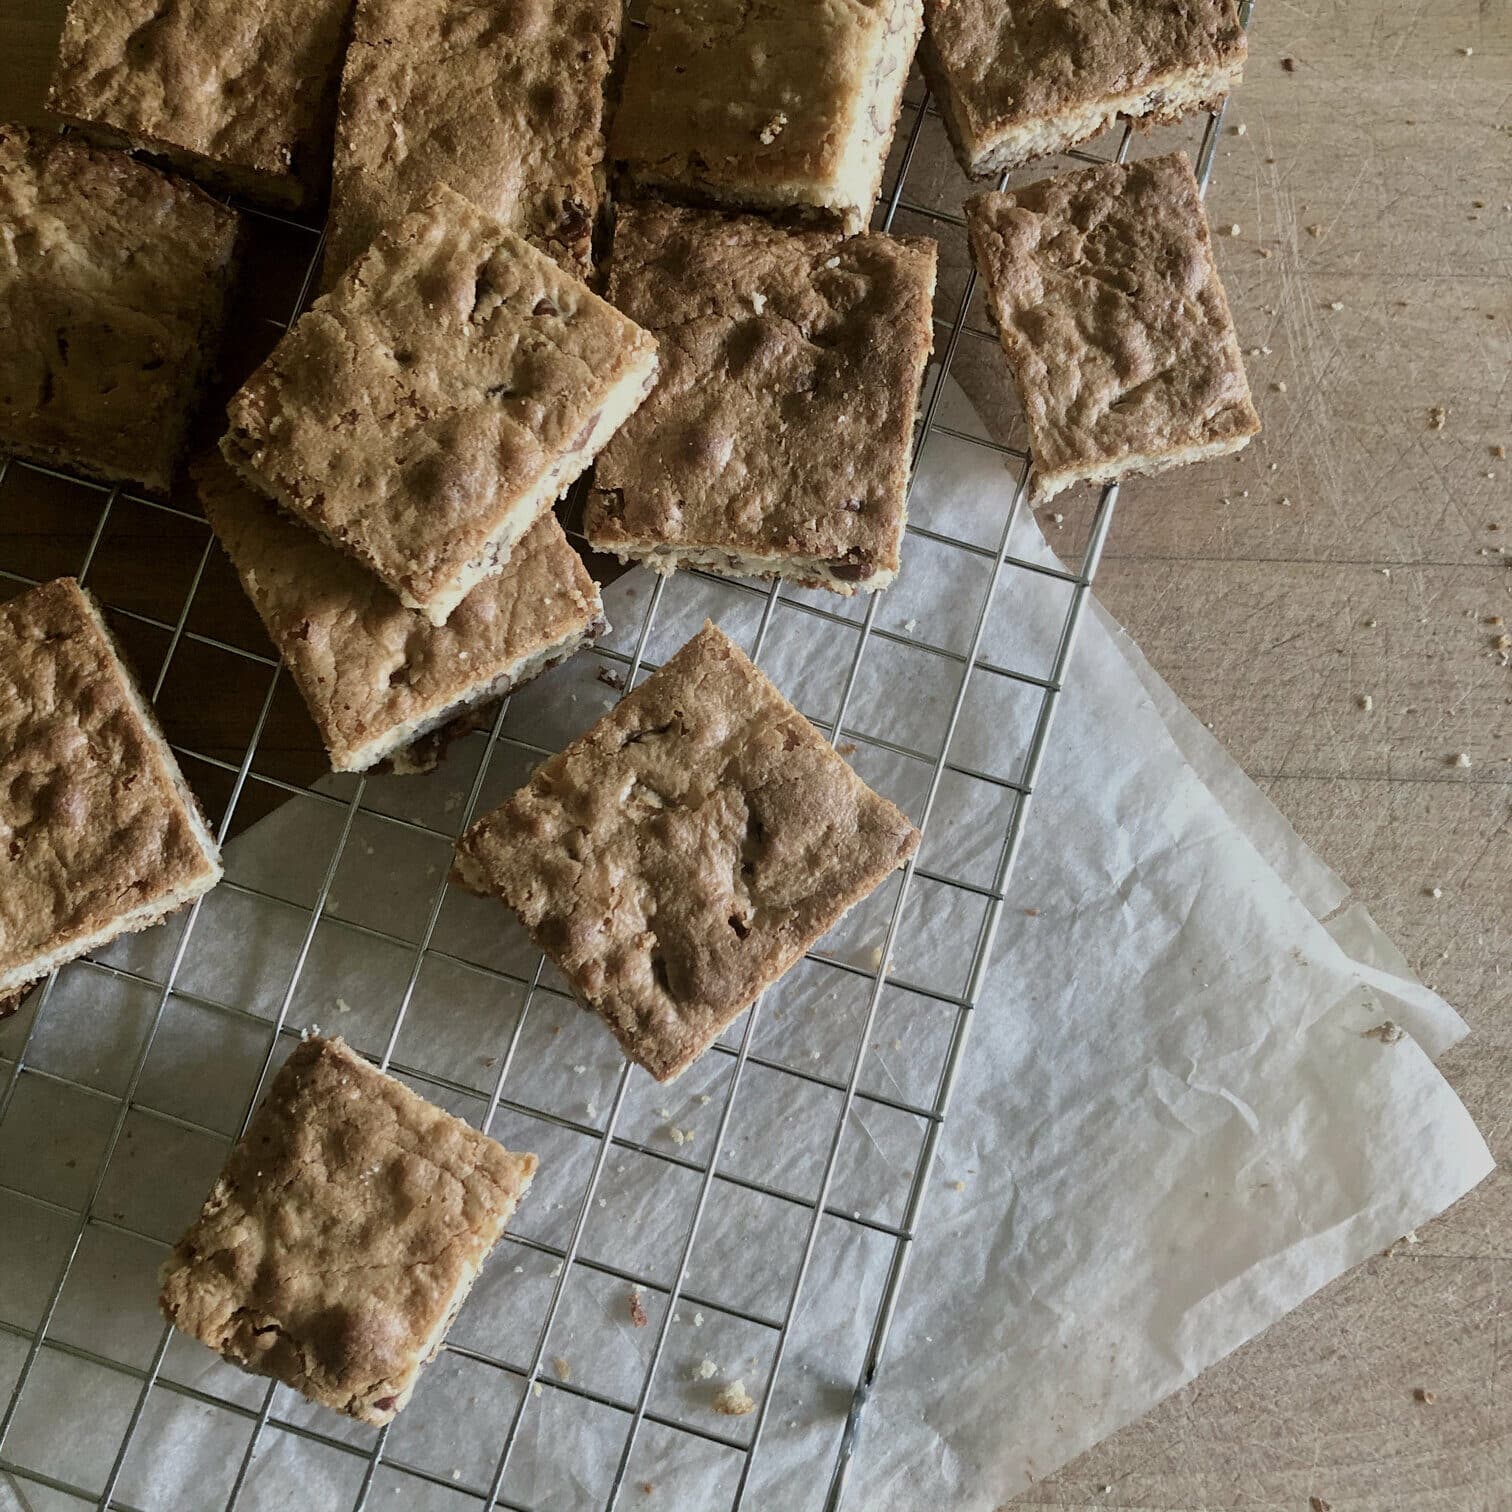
left=921, top=0, right=1247, bottom=177
left=326, top=0, right=623, bottom=284
left=196, top=455, right=606, bottom=774
left=966, top=153, right=1259, bottom=504
left=586, top=203, right=937, bottom=595
left=454, top=623, right=920, bottom=1080
left=0, top=126, right=239, bottom=494
left=221, top=184, right=658, bottom=626
left=0, top=579, right=222, bottom=1006
left=48, top=0, right=354, bottom=210
left=610, top=0, right=923, bottom=235
left=160, top=1036, right=537, bottom=1424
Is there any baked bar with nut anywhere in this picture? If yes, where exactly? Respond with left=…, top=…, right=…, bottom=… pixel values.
left=0, top=578, right=222, bottom=1008
left=586, top=203, right=936, bottom=594
left=610, top=0, right=923, bottom=235
left=221, top=184, right=658, bottom=626
left=454, top=622, right=920, bottom=1080
left=965, top=152, right=1259, bottom=503
left=196, top=454, right=605, bottom=774
left=0, top=125, right=239, bottom=494
left=47, top=0, right=353, bottom=210
left=324, top=0, right=623, bottom=285
left=160, top=1036, right=536, bottom=1423
left=921, top=0, right=1247, bottom=177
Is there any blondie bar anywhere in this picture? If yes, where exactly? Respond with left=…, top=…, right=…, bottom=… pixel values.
left=455, top=623, right=920, bottom=1080
left=160, top=1036, right=536, bottom=1423
left=586, top=203, right=937, bottom=594
left=966, top=153, right=1259, bottom=503
left=222, top=185, right=658, bottom=625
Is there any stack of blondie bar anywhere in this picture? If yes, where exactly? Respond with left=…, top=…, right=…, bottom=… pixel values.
left=1, top=0, right=1257, bottom=1431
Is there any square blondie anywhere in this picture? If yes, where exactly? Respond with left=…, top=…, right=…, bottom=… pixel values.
left=324, top=0, right=624, bottom=285
left=221, top=184, right=658, bottom=626
left=921, top=0, right=1247, bottom=177
left=610, top=0, right=923, bottom=234
left=585, top=203, right=937, bottom=594
left=48, top=0, right=354, bottom=210
left=966, top=153, right=1259, bottom=503
left=196, top=455, right=605, bottom=773
left=454, top=623, right=920, bottom=1080
left=0, top=126, right=239, bottom=493
left=0, top=578, right=222, bottom=1005
left=160, top=1036, right=537, bottom=1424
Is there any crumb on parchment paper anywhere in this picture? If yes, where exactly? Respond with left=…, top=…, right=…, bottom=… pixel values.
left=713, top=1379, right=757, bottom=1416
left=1363, top=1021, right=1405, bottom=1044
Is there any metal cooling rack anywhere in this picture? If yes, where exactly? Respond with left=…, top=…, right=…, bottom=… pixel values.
left=0, top=27, right=1244, bottom=1510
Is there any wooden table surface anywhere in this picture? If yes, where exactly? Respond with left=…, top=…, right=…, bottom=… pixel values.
left=3, top=2, right=1508, bottom=1508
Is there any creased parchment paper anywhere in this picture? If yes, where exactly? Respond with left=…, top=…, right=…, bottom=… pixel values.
left=0, top=379, right=1491, bottom=1511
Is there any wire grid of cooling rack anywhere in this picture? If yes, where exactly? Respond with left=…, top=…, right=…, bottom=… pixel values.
left=0, top=31, right=1245, bottom=1512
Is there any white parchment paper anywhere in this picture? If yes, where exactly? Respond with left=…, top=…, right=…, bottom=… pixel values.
left=0, top=379, right=1491, bottom=1511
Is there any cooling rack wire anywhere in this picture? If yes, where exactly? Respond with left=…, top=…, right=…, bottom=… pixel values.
left=0, top=17, right=1247, bottom=1509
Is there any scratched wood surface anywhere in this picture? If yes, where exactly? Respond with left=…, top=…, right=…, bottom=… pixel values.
left=2, top=2, right=1508, bottom=1508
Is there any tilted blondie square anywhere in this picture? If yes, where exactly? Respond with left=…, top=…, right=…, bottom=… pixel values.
left=921, top=0, right=1247, bottom=177
left=47, top=0, right=354, bottom=210
left=965, top=153, right=1259, bottom=504
left=454, top=623, right=920, bottom=1080
left=585, top=203, right=937, bottom=594
left=324, top=0, right=623, bottom=286
left=196, top=455, right=605, bottom=774
left=0, top=578, right=222, bottom=1007
left=221, top=184, right=658, bottom=626
left=160, top=1036, right=536, bottom=1423
left=0, top=126, right=239, bottom=494
left=610, top=0, right=923, bottom=235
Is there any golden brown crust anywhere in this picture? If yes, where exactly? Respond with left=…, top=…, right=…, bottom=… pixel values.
left=221, top=184, right=658, bottom=623
left=585, top=203, right=937, bottom=592
left=159, top=1036, right=536, bottom=1424
left=609, top=0, right=923, bottom=234
left=325, top=0, right=623, bottom=285
left=965, top=153, right=1259, bottom=500
left=0, top=125, right=239, bottom=493
left=455, top=622, right=920, bottom=1081
left=922, top=0, right=1246, bottom=172
left=194, top=454, right=605, bottom=773
left=0, top=578, right=222, bottom=996
left=47, top=0, right=354, bottom=210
